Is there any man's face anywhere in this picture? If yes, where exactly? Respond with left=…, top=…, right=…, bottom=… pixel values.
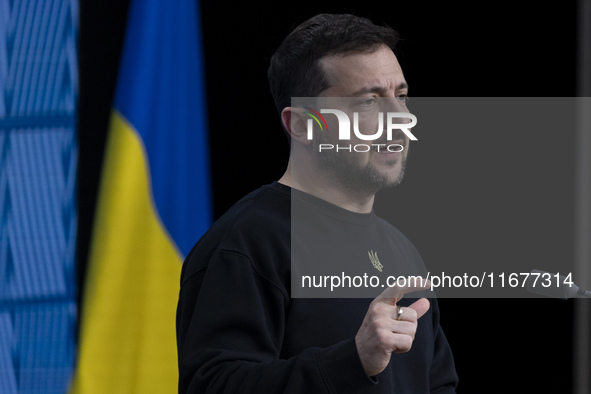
left=313, top=45, right=410, bottom=194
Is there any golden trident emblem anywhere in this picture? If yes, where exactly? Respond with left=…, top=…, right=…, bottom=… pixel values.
left=368, top=250, right=383, bottom=272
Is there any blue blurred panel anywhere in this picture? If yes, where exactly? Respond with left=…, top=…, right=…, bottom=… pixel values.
left=0, top=303, right=76, bottom=394
left=0, top=313, right=18, bottom=393
left=0, top=0, right=78, bottom=118
left=0, top=129, right=77, bottom=302
left=0, top=0, right=78, bottom=393
left=12, top=302, right=76, bottom=394
left=0, top=128, right=77, bottom=394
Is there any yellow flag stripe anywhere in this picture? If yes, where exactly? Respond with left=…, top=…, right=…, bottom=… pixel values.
left=71, top=111, right=181, bottom=393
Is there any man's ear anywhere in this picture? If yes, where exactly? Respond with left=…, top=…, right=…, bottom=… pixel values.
left=281, top=107, right=313, bottom=146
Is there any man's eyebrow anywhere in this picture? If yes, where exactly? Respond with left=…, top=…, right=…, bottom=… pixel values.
left=350, top=82, right=409, bottom=96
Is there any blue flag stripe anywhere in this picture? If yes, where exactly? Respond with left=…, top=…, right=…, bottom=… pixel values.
left=113, top=0, right=211, bottom=257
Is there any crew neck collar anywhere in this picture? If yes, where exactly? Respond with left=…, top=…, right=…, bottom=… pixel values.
left=270, top=181, right=375, bottom=226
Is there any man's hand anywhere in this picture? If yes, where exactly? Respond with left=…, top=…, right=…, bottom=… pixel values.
left=355, top=279, right=431, bottom=377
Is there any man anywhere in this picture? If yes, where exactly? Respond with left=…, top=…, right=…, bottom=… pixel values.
left=176, top=14, right=458, bottom=393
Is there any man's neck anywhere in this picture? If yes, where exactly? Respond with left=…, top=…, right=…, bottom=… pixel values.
left=278, top=169, right=375, bottom=214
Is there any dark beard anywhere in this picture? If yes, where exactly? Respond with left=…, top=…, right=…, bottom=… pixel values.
left=315, top=143, right=407, bottom=195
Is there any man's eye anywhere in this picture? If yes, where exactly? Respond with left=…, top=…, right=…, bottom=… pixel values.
left=359, top=98, right=377, bottom=106
left=397, top=94, right=409, bottom=103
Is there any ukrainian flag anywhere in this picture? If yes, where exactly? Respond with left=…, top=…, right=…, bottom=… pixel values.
left=71, top=0, right=211, bottom=392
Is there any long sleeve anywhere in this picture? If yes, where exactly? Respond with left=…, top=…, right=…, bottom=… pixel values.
left=176, top=249, right=378, bottom=394
left=176, top=183, right=459, bottom=393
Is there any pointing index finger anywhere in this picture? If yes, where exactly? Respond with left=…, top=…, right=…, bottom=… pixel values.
left=376, top=277, right=431, bottom=305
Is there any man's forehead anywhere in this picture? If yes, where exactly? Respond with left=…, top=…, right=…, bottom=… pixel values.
left=319, top=46, right=406, bottom=96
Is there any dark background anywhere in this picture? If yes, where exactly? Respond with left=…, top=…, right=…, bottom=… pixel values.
left=78, top=1, right=582, bottom=392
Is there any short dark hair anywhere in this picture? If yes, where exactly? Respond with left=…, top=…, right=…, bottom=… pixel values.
left=268, top=14, right=400, bottom=114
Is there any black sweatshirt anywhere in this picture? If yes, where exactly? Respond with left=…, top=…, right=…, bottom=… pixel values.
left=177, top=182, right=458, bottom=393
